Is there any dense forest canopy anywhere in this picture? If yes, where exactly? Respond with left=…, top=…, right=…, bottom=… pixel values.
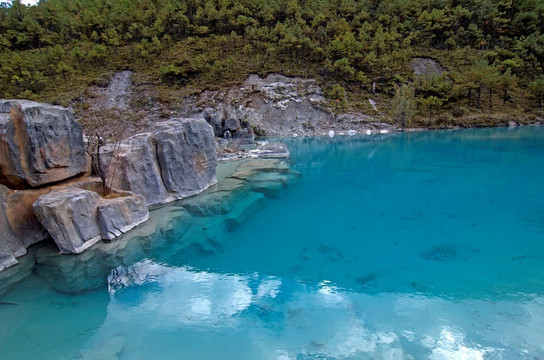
left=1, top=0, right=543, bottom=124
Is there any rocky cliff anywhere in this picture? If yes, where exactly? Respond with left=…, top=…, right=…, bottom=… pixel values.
left=179, top=74, right=395, bottom=138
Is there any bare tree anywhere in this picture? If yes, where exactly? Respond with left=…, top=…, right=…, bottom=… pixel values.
left=79, top=107, right=125, bottom=195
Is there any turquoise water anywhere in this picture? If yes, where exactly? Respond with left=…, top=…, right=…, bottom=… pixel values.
left=1, top=127, right=544, bottom=359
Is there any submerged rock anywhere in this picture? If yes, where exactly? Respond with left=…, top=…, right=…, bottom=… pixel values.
left=0, top=100, right=87, bottom=188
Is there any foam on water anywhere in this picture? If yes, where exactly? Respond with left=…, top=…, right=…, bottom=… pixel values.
left=0, top=127, right=543, bottom=359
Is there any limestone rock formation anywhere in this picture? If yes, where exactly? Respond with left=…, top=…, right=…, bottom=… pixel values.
left=0, top=100, right=87, bottom=188
left=33, top=187, right=102, bottom=254
left=410, top=57, right=446, bottom=77
left=224, top=117, right=241, bottom=131
left=97, top=192, right=149, bottom=241
left=154, top=119, right=217, bottom=197
left=100, top=133, right=169, bottom=206
left=0, top=185, right=26, bottom=258
left=0, top=252, right=18, bottom=271
left=100, top=118, right=217, bottom=206
left=202, top=108, right=223, bottom=137
left=0, top=184, right=50, bottom=259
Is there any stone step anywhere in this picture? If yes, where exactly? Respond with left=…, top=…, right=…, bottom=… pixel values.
left=225, top=192, right=266, bottom=231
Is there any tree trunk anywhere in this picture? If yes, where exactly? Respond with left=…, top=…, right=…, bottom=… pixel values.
left=489, top=87, right=492, bottom=109
left=468, top=88, right=472, bottom=109
left=429, top=106, right=433, bottom=123
left=477, top=86, right=481, bottom=109
left=503, top=88, right=507, bottom=105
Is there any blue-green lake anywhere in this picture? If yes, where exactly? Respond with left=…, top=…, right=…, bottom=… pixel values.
left=1, top=127, right=543, bottom=359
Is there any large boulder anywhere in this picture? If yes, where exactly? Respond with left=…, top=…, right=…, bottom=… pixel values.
left=100, top=119, right=217, bottom=206
left=97, top=192, right=149, bottom=241
left=202, top=108, right=223, bottom=137
left=224, top=117, right=241, bottom=132
left=154, top=119, right=217, bottom=198
left=100, top=133, right=169, bottom=207
left=33, top=187, right=102, bottom=254
left=0, top=100, right=87, bottom=188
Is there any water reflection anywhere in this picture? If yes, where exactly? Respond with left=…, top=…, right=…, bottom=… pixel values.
left=77, top=260, right=544, bottom=359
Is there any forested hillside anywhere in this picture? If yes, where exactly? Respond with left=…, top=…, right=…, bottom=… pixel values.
left=1, top=0, right=543, bottom=126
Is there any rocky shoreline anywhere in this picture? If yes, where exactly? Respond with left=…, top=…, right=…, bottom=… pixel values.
left=0, top=100, right=219, bottom=272
left=0, top=98, right=297, bottom=296
left=1, top=69, right=541, bottom=292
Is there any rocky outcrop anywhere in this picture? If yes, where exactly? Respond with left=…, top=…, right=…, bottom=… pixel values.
left=183, top=74, right=392, bottom=137
left=100, top=118, right=217, bottom=206
left=0, top=185, right=26, bottom=258
left=0, top=184, right=49, bottom=258
left=97, top=192, right=149, bottom=241
left=216, top=140, right=290, bottom=161
left=100, top=133, right=168, bottom=206
left=33, top=186, right=150, bottom=254
left=154, top=120, right=217, bottom=197
left=0, top=100, right=87, bottom=188
left=33, top=187, right=103, bottom=254
left=202, top=107, right=255, bottom=142
left=410, top=57, right=446, bottom=77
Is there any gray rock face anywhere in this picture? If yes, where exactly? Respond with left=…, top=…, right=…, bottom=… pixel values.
left=232, top=128, right=255, bottom=144
left=224, top=118, right=240, bottom=131
left=97, top=193, right=149, bottom=241
left=0, top=252, right=17, bottom=271
left=154, top=119, right=218, bottom=197
left=203, top=108, right=223, bottom=136
left=33, top=188, right=102, bottom=254
left=0, top=100, right=87, bottom=188
left=410, top=57, right=446, bottom=77
left=100, top=133, right=169, bottom=206
left=101, top=119, right=217, bottom=206
left=0, top=185, right=27, bottom=257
